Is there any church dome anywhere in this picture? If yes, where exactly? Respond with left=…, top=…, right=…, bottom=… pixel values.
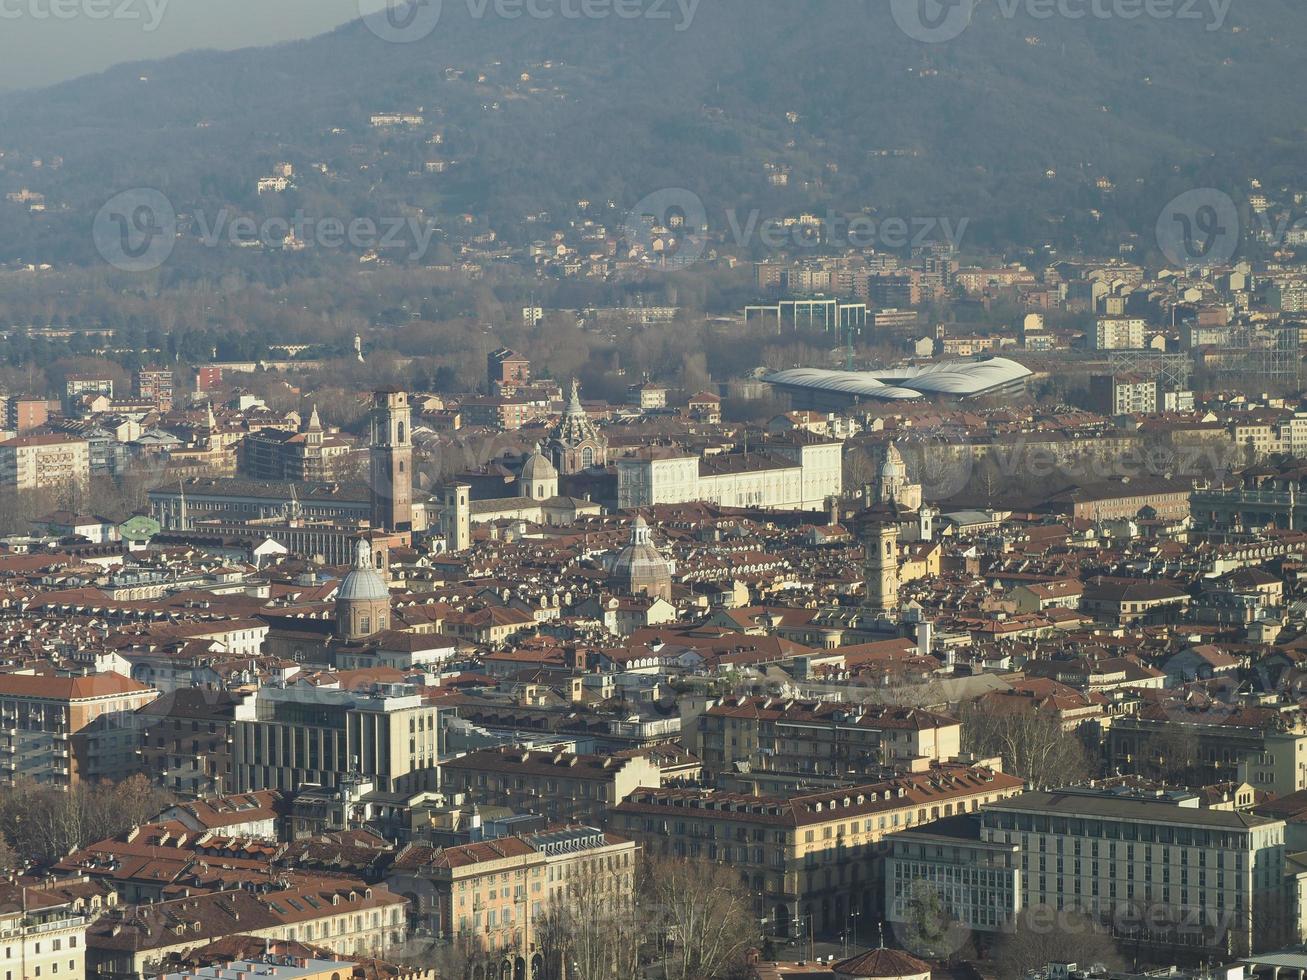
left=609, top=515, right=673, bottom=599
left=521, top=444, right=558, bottom=482
left=337, top=539, right=390, bottom=603
left=879, top=442, right=907, bottom=481
left=832, top=947, right=930, bottom=980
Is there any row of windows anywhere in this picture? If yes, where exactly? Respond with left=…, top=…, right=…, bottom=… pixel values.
left=4, top=961, right=78, bottom=979
left=4, top=935, right=78, bottom=956
left=983, top=812, right=1251, bottom=849
left=1014, top=834, right=1245, bottom=869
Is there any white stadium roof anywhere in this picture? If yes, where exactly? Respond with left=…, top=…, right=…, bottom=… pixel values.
left=764, top=356, right=1032, bottom=401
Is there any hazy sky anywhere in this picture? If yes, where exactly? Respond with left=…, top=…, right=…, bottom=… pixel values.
left=0, top=0, right=388, bottom=93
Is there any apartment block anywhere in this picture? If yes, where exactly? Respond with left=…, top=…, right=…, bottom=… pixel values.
left=63, top=374, right=114, bottom=404
left=0, top=433, right=90, bottom=491
left=232, top=683, right=441, bottom=796
left=692, top=696, right=962, bottom=777
left=135, top=688, right=243, bottom=797
left=4, top=394, right=51, bottom=433
left=86, top=881, right=407, bottom=978
left=979, top=789, right=1294, bottom=956
left=1092, top=317, right=1147, bottom=350
left=886, top=812, right=1022, bottom=939
left=0, top=672, right=159, bottom=789
left=1088, top=373, right=1158, bottom=415
left=391, top=826, right=636, bottom=978
left=1106, top=714, right=1307, bottom=796
left=440, top=747, right=662, bottom=825
left=0, top=881, right=89, bottom=980
left=611, top=763, right=1023, bottom=938
left=487, top=347, right=530, bottom=389
left=133, top=368, right=174, bottom=411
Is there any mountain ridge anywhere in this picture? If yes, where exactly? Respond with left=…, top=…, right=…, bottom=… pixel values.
left=2, top=0, right=1306, bottom=264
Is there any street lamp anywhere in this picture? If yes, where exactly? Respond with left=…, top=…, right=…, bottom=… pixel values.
left=844, top=909, right=862, bottom=958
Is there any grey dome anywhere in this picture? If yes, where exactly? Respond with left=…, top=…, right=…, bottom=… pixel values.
left=337, top=539, right=390, bottom=602
left=521, top=443, right=558, bottom=481
left=879, top=442, right=906, bottom=480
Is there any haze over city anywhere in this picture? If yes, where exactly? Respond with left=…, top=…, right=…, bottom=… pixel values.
left=2, top=3, right=1307, bottom=980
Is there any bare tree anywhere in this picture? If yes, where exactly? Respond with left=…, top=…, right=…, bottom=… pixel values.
left=0, top=832, right=17, bottom=874
left=960, top=702, right=1091, bottom=789
left=0, top=775, right=176, bottom=866
left=856, top=678, right=953, bottom=712
left=536, top=863, right=642, bottom=980
left=1137, top=725, right=1202, bottom=785
left=991, top=908, right=1123, bottom=978
left=645, top=857, right=757, bottom=980
left=409, top=932, right=489, bottom=980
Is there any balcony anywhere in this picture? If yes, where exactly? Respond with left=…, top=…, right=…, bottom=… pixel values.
left=0, top=915, right=85, bottom=940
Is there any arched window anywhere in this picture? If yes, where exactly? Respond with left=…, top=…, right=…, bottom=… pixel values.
left=582, top=447, right=594, bottom=468
left=397, top=421, right=406, bottom=443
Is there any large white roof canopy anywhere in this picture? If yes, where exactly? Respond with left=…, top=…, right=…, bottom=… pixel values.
left=764, top=356, right=1032, bottom=401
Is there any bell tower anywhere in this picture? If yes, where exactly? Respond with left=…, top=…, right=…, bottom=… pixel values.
left=863, top=519, right=900, bottom=614
left=370, top=388, right=412, bottom=532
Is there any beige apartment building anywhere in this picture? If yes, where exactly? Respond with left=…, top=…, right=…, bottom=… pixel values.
left=0, top=672, right=159, bottom=789
left=87, top=882, right=407, bottom=978
left=0, top=433, right=89, bottom=491
left=1092, top=316, right=1147, bottom=350
left=440, top=747, right=662, bottom=825
left=0, top=881, right=90, bottom=980
left=611, top=762, right=1023, bottom=938
left=390, top=826, right=636, bottom=980
left=692, top=695, right=962, bottom=777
